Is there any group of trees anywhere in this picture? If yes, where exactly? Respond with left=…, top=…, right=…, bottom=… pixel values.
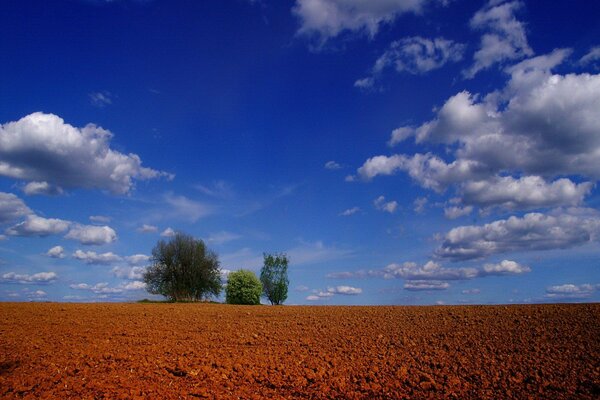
left=143, top=232, right=289, bottom=305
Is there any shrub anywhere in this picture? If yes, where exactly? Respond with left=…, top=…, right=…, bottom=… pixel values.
left=143, top=232, right=222, bottom=302
left=225, top=269, right=262, bottom=305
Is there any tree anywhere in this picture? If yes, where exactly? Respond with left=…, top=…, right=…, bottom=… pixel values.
left=225, top=269, right=263, bottom=305
left=143, top=232, right=222, bottom=302
left=260, top=253, right=289, bottom=305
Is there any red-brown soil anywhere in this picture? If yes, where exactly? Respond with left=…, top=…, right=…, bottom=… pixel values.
left=1, top=303, right=598, bottom=399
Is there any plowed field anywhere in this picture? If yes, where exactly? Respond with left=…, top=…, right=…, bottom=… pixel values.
left=1, top=303, right=598, bottom=399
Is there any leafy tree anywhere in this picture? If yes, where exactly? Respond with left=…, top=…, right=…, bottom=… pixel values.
left=225, top=269, right=262, bottom=305
left=260, top=253, right=289, bottom=305
left=143, top=232, right=222, bottom=302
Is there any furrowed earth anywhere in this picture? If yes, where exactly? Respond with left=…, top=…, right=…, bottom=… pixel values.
left=1, top=303, right=598, bottom=399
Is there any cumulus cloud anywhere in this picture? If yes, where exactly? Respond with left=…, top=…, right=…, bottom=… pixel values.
left=73, top=250, right=121, bottom=264
left=436, top=209, right=600, bottom=261
left=0, top=112, right=172, bottom=194
left=327, top=285, right=362, bottom=295
left=1, top=271, right=57, bottom=284
left=465, top=0, right=533, bottom=78
left=161, top=227, right=175, bottom=237
left=340, top=206, right=360, bottom=216
left=6, top=215, right=70, bottom=237
left=374, top=196, right=398, bottom=213
left=357, top=49, right=600, bottom=211
left=404, top=280, right=449, bottom=290
left=137, top=224, right=158, bottom=233
left=325, top=160, right=342, bottom=170
left=357, top=36, right=465, bottom=87
left=388, top=127, right=415, bottom=147
left=579, top=46, right=600, bottom=66
left=70, top=280, right=146, bottom=294
left=444, top=205, right=473, bottom=219
left=0, top=192, right=31, bottom=224
left=22, top=181, right=64, bottom=196
left=481, top=260, right=530, bottom=275
left=413, top=197, right=428, bottom=213
left=545, top=283, right=598, bottom=299
left=111, top=266, right=146, bottom=280
left=293, top=0, right=430, bottom=42
left=89, top=215, right=111, bottom=224
left=46, top=245, right=65, bottom=259
left=65, top=224, right=117, bottom=245
left=125, top=254, right=151, bottom=265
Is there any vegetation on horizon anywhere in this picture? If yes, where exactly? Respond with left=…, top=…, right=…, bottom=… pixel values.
left=260, top=253, right=289, bottom=305
left=225, top=269, right=263, bottom=305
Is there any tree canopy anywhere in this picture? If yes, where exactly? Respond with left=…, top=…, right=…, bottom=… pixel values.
left=260, top=253, right=289, bottom=305
left=143, top=232, right=222, bottom=302
left=225, top=269, right=262, bottom=305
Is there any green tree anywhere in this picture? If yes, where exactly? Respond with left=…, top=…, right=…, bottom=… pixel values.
left=143, top=232, right=222, bottom=302
left=260, top=253, right=289, bottom=305
left=225, top=269, right=262, bottom=305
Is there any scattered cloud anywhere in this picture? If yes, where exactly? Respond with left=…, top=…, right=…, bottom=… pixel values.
left=125, top=254, right=151, bottom=265
left=325, top=160, right=342, bottom=170
left=89, top=215, right=111, bottom=224
left=287, top=240, right=354, bottom=265
left=1, top=271, right=57, bottom=284
left=111, top=266, right=146, bottom=280
left=194, top=180, right=234, bottom=199
left=481, top=260, right=530, bottom=275
left=545, top=283, right=598, bottom=300
left=6, top=215, right=70, bottom=237
left=0, top=192, right=31, bottom=224
left=89, top=91, right=113, bottom=107
left=413, top=197, right=428, bottom=213
left=293, top=0, right=431, bottom=43
left=374, top=196, right=398, bottom=213
left=464, top=0, right=533, bottom=78
left=160, top=227, right=175, bottom=237
left=65, top=224, right=117, bottom=245
left=357, top=36, right=465, bottom=88
left=295, top=285, right=309, bottom=292
left=0, top=112, right=173, bottom=195
left=444, top=205, right=473, bottom=219
left=22, top=181, right=64, bottom=196
left=137, top=224, right=158, bottom=233
left=46, top=245, right=65, bottom=259
left=436, top=209, right=600, bottom=261
left=404, top=280, right=449, bottom=291
left=164, top=193, right=212, bottom=222
left=340, top=206, right=360, bottom=216
left=70, top=281, right=146, bottom=294
left=73, top=250, right=121, bottom=264
left=579, top=46, right=600, bottom=67
left=327, top=285, right=362, bottom=295
left=462, top=288, right=481, bottom=295
left=205, top=231, right=241, bottom=245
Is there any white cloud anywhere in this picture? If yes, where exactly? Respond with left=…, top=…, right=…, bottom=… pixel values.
left=404, top=280, right=449, bottom=290
left=1, top=271, right=57, bottom=284
left=6, top=215, right=70, bottom=237
left=164, top=193, right=212, bottom=222
left=462, top=288, right=480, bottom=295
left=327, top=285, right=362, bottom=295
left=465, top=0, right=533, bottom=78
left=89, top=215, right=111, bottom=224
left=444, top=205, right=473, bottom=219
left=287, top=240, right=354, bottom=265
left=0, top=112, right=172, bottom=194
left=436, top=209, right=600, bottom=261
left=111, top=266, right=146, bottom=280
left=0, top=192, right=31, bottom=224
left=306, top=295, right=321, bottom=301
left=295, top=285, right=309, bottom=292
left=89, top=91, right=113, bottom=107
left=325, top=160, right=342, bottom=170
left=481, top=260, right=530, bottom=275
left=194, top=180, right=234, bottom=199
left=160, top=227, right=175, bottom=237
left=374, top=195, right=398, bottom=213
left=545, top=283, right=598, bottom=299
left=461, top=176, right=593, bottom=211
left=121, top=280, right=146, bottom=291
left=137, top=224, right=158, bottom=233
left=205, top=231, right=241, bottom=245
left=579, top=46, right=600, bottom=66
left=340, top=206, right=360, bottom=216
left=413, top=197, right=428, bottom=213
left=383, top=261, right=479, bottom=280
left=65, top=224, right=117, bottom=245
left=293, top=0, right=430, bottom=42
left=357, top=36, right=465, bottom=86
left=388, top=127, right=415, bottom=147
left=46, top=245, right=65, bottom=259
left=22, top=181, right=64, bottom=196
left=73, top=250, right=121, bottom=264
left=125, top=254, right=151, bottom=265
left=70, top=282, right=122, bottom=294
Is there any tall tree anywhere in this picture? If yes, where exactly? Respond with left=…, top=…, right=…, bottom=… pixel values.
left=143, top=232, right=222, bottom=302
left=260, top=253, right=289, bottom=305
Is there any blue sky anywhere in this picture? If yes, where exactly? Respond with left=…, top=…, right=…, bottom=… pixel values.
left=1, top=0, right=599, bottom=304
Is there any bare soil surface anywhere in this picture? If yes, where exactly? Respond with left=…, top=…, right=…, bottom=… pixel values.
left=1, top=303, right=598, bottom=399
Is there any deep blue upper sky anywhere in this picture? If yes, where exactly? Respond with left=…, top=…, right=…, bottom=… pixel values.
left=1, top=0, right=599, bottom=304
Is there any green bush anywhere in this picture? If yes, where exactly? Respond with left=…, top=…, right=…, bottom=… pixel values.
left=225, top=269, right=263, bottom=305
